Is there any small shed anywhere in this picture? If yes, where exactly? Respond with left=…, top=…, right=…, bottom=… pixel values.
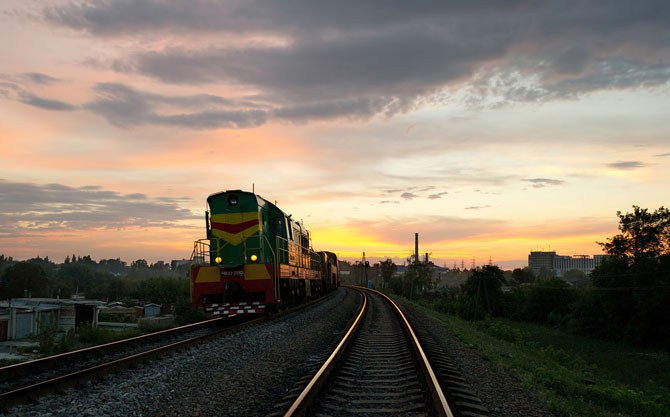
left=107, top=301, right=125, bottom=308
left=143, top=303, right=162, bottom=317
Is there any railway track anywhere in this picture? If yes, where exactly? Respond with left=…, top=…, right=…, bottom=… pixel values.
left=0, top=293, right=334, bottom=410
left=282, top=287, right=459, bottom=417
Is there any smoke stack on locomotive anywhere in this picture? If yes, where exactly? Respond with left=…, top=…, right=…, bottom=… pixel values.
left=190, top=190, right=339, bottom=316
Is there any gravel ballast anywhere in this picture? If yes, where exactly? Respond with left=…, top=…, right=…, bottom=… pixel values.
left=4, top=287, right=361, bottom=417
left=391, top=296, right=559, bottom=417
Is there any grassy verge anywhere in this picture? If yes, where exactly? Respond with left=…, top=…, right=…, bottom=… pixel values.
left=403, top=297, right=669, bottom=417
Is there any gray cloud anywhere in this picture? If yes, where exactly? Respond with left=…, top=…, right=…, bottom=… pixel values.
left=18, top=92, right=77, bottom=111
left=0, top=78, right=78, bottom=111
left=521, top=178, right=566, bottom=188
left=23, top=72, right=61, bottom=85
left=36, top=1, right=670, bottom=126
left=85, top=82, right=266, bottom=128
left=607, top=161, right=647, bottom=170
left=465, top=205, right=491, bottom=210
left=400, top=192, right=418, bottom=200
left=0, top=179, right=198, bottom=235
left=655, top=153, right=670, bottom=157
left=428, top=192, right=448, bottom=200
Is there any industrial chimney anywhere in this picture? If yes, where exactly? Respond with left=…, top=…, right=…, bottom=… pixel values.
left=415, top=233, right=419, bottom=264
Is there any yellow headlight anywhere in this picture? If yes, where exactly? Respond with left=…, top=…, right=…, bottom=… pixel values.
left=250, top=254, right=258, bottom=262
left=214, top=256, right=222, bottom=264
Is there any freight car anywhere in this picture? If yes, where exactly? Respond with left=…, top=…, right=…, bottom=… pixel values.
left=190, top=190, right=339, bottom=316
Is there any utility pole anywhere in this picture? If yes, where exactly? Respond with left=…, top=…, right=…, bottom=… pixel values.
left=361, top=252, right=369, bottom=287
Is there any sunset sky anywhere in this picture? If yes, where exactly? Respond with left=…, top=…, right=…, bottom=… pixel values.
left=1, top=1, right=669, bottom=269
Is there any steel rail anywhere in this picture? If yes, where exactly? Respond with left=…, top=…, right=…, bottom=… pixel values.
left=371, top=288, right=455, bottom=417
left=0, top=315, right=225, bottom=381
left=284, top=287, right=367, bottom=417
left=0, top=317, right=258, bottom=409
left=284, top=286, right=455, bottom=417
left=0, top=290, right=337, bottom=410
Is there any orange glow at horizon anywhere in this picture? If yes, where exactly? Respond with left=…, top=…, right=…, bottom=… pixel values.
left=312, top=226, right=612, bottom=267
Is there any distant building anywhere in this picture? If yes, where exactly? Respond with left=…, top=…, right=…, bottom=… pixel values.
left=0, top=298, right=103, bottom=340
left=528, top=251, right=607, bottom=277
left=528, top=251, right=556, bottom=276
left=171, top=259, right=190, bottom=270
left=143, top=303, right=162, bottom=317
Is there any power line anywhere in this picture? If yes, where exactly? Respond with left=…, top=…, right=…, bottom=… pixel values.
left=521, top=285, right=670, bottom=291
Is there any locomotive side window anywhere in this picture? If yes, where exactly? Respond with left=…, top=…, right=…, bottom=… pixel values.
left=274, top=218, right=283, bottom=237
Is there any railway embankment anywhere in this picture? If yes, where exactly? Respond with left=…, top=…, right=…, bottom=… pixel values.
left=392, top=295, right=670, bottom=417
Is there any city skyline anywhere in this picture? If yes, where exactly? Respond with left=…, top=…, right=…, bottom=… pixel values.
left=1, top=1, right=669, bottom=269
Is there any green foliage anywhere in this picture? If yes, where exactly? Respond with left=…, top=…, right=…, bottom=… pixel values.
left=511, top=266, right=535, bottom=284
left=588, top=206, right=670, bottom=347
left=390, top=260, right=434, bottom=299
left=131, top=259, right=149, bottom=269
left=379, top=258, right=397, bottom=288
left=77, top=323, right=143, bottom=345
left=460, top=265, right=505, bottom=318
left=98, top=312, right=136, bottom=323
left=134, top=276, right=189, bottom=305
left=598, top=205, right=670, bottom=262
left=56, top=262, right=111, bottom=299
left=174, top=300, right=208, bottom=325
left=58, top=328, right=77, bottom=353
left=138, top=319, right=175, bottom=333
left=405, top=298, right=670, bottom=417
left=1, top=261, right=51, bottom=298
left=38, top=318, right=59, bottom=353
left=524, top=277, right=575, bottom=323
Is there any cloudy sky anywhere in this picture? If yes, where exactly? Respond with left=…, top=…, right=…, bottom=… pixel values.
left=1, top=0, right=669, bottom=268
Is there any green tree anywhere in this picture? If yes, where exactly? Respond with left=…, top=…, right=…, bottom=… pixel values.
left=131, top=259, right=149, bottom=269
left=562, top=269, right=589, bottom=288
left=525, top=277, right=575, bottom=323
left=404, top=259, right=434, bottom=298
left=461, top=265, right=506, bottom=318
left=135, top=276, right=189, bottom=305
left=56, top=263, right=115, bottom=299
left=0, top=261, right=50, bottom=298
left=598, top=206, right=670, bottom=264
left=511, top=267, right=534, bottom=284
left=587, top=206, right=670, bottom=346
left=379, top=259, right=397, bottom=288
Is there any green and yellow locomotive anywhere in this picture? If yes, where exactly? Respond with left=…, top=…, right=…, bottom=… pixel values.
left=190, top=190, right=339, bottom=315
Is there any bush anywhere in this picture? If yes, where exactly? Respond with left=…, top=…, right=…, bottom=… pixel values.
left=77, top=322, right=110, bottom=344
left=57, top=329, right=77, bottom=352
left=524, top=278, right=575, bottom=324
left=174, top=300, right=208, bottom=325
left=38, top=319, right=59, bottom=353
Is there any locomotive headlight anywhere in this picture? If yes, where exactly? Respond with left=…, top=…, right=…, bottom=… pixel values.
left=215, top=256, right=222, bottom=264
left=250, top=254, right=258, bottom=262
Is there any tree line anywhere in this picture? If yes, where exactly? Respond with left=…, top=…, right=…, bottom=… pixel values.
left=388, top=206, right=670, bottom=348
left=0, top=255, right=190, bottom=307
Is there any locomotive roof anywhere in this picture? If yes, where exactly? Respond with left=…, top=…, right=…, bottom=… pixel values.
left=207, top=189, right=290, bottom=221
